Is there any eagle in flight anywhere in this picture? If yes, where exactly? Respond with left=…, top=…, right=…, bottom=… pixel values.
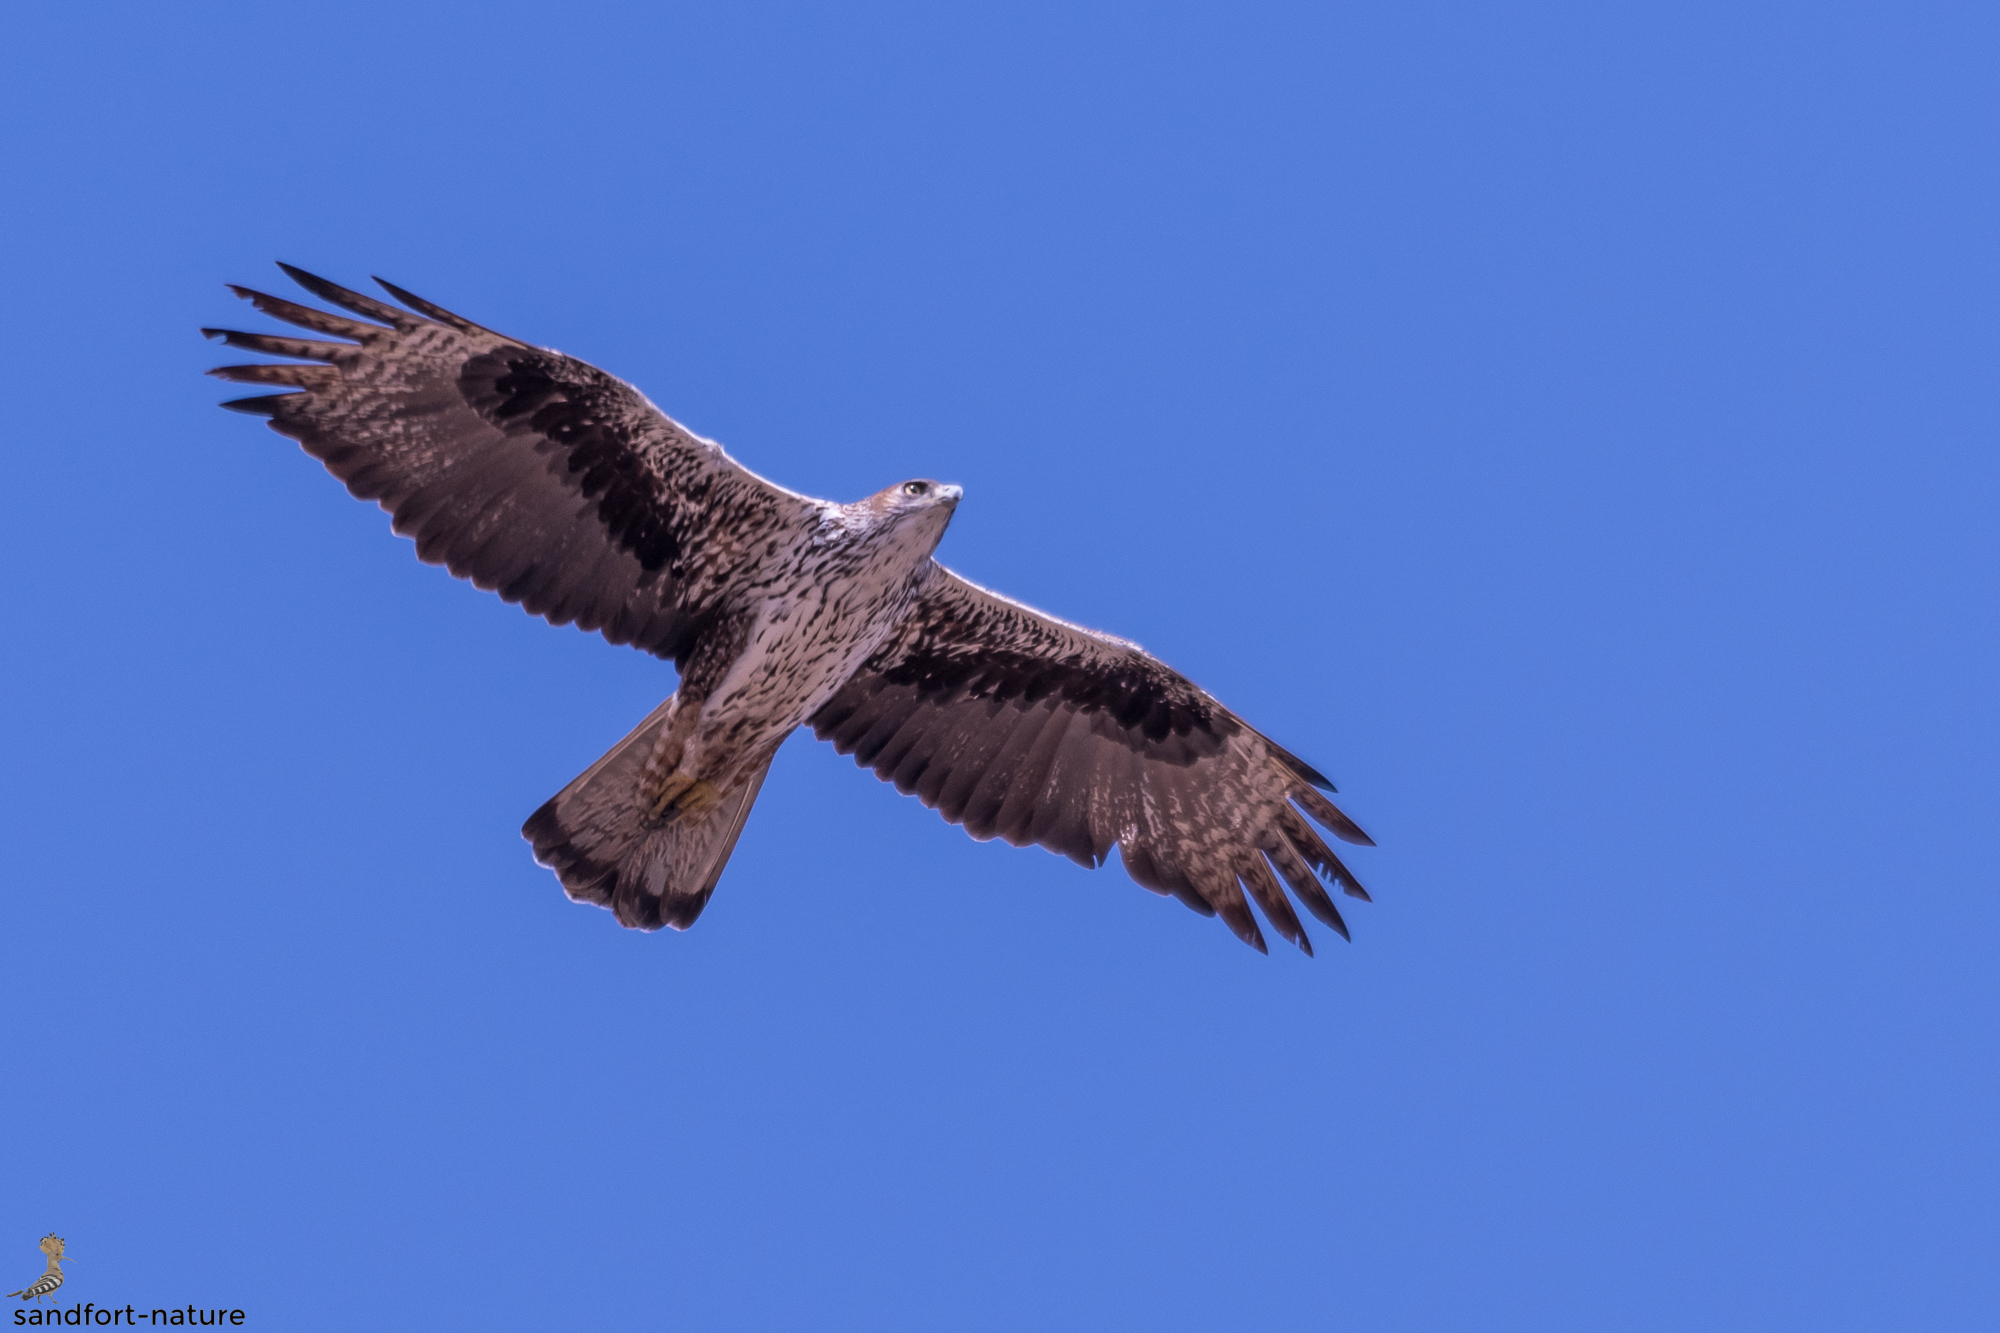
left=206, top=266, right=1374, bottom=954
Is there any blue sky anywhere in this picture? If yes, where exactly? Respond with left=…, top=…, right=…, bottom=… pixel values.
left=2, top=1, right=1995, bottom=1328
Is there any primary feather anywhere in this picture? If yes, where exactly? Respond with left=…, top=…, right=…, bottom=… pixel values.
left=209, top=265, right=1373, bottom=953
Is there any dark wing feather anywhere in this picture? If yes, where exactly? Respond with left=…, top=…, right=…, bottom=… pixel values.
left=206, top=265, right=820, bottom=664
left=810, top=564, right=1373, bottom=953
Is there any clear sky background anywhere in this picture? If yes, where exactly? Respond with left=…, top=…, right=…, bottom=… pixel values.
left=2, top=2, right=1995, bottom=1328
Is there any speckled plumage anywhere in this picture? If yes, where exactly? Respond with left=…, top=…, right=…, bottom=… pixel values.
left=7, top=1236, right=66, bottom=1304
left=207, top=266, right=1374, bottom=953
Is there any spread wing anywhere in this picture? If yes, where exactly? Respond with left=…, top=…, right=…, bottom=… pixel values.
left=809, top=564, right=1375, bottom=953
left=205, top=265, right=821, bottom=664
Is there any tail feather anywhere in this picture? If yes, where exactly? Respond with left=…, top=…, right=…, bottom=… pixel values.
left=523, top=700, right=772, bottom=931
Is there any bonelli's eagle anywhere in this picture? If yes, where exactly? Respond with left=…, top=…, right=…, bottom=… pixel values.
left=206, top=266, right=1374, bottom=954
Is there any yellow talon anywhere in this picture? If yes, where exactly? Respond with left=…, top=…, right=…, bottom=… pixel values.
left=645, top=771, right=695, bottom=821
left=675, top=779, right=722, bottom=818
left=645, top=772, right=721, bottom=823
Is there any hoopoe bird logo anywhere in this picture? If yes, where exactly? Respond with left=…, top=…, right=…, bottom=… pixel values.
left=6, top=1234, right=67, bottom=1303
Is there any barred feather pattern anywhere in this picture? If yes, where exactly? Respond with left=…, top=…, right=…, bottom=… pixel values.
left=208, top=266, right=1375, bottom=952
left=811, top=565, right=1374, bottom=955
left=9, top=1237, right=65, bottom=1305
left=7, top=1271, right=62, bottom=1303
left=205, top=265, right=823, bottom=668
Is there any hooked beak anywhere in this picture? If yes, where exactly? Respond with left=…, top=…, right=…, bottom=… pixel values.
left=937, top=483, right=962, bottom=508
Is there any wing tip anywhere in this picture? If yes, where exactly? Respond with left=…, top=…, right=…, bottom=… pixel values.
left=370, top=275, right=500, bottom=337
left=217, top=393, right=293, bottom=416
left=275, top=262, right=410, bottom=326
left=1291, top=783, right=1377, bottom=848
left=1272, top=743, right=1338, bottom=792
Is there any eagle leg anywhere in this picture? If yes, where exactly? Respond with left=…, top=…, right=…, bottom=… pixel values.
left=644, top=771, right=723, bottom=824
left=636, top=691, right=725, bottom=824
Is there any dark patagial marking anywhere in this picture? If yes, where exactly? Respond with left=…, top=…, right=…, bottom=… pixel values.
left=206, top=264, right=1376, bottom=955
left=461, top=350, right=681, bottom=576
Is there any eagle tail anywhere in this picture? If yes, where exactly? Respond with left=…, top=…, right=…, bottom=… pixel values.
left=522, top=702, right=772, bottom=931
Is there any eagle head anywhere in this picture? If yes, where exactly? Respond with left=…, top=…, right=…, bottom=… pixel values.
left=859, top=479, right=962, bottom=550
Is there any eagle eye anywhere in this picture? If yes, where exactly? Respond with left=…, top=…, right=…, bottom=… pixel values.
left=903, top=481, right=928, bottom=497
